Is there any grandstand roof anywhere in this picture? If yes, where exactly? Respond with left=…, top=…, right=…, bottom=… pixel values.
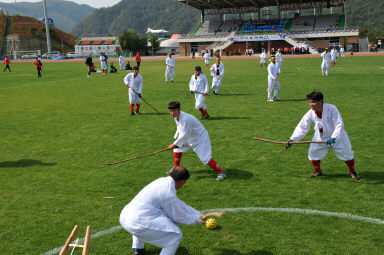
left=177, top=0, right=343, bottom=10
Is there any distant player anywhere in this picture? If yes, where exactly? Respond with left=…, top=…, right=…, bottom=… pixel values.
left=135, top=52, right=141, bottom=68
left=123, top=66, right=143, bottom=116
left=203, top=51, right=211, bottom=67
left=267, top=57, right=280, bottom=101
left=340, top=46, right=345, bottom=57
left=189, top=66, right=210, bottom=119
left=168, top=101, right=226, bottom=181
left=285, top=91, right=360, bottom=180
left=209, top=56, right=224, bottom=95
left=165, top=53, right=175, bottom=83
left=85, top=54, right=92, bottom=77
left=34, top=57, right=42, bottom=78
left=118, top=54, right=125, bottom=70
left=330, top=47, right=338, bottom=67
left=3, top=55, right=11, bottom=72
left=260, top=49, right=267, bottom=68
left=100, top=52, right=108, bottom=74
left=275, top=49, right=283, bottom=73
left=321, top=48, right=331, bottom=76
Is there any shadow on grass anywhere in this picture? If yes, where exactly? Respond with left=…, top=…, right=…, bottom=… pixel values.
left=219, top=93, right=256, bottom=96
left=321, top=172, right=384, bottom=184
left=218, top=249, right=273, bottom=255
left=276, top=98, right=307, bottom=102
left=208, top=116, right=250, bottom=121
left=0, top=159, right=57, bottom=168
left=147, top=246, right=191, bottom=255
left=194, top=169, right=253, bottom=180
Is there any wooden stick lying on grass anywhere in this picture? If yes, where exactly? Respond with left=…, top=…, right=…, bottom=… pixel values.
left=103, top=148, right=168, bottom=167
left=179, top=90, right=212, bottom=96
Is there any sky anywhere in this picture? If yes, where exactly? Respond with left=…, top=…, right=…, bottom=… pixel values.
left=0, top=0, right=122, bottom=8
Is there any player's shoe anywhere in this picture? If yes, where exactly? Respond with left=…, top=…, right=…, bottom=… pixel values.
left=213, top=91, right=217, bottom=95
left=171, top=80, right=174, bottom=83
left=205, top=114, right=210, bottom=119
left=350, top=171, right=360, bottom=180
left=309, top=170, right=322, bottom=178
left=267, top=98, right=273, bottom=102
left=131, top=112, right=135, bottom=116
left=200, top=114, right=206, bottom=119
left=273, top=96, right=280, bottom=101
left=216, top=171, right=226, bottom=181
left=136, top=111, right=141, bottom=115
left=133, top=248, right=145, bottom=255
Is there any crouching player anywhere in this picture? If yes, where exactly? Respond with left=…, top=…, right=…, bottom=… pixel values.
left=285, top=91, right=359, bottom=180
left=168, top=101, right=226, bottom=181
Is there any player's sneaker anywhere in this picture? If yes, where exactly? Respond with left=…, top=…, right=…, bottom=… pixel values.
left=309, top=170, right=322, bottom=178
left=350, top=171, right=360, bottom=180
left=213, top=91, right=217, bottom=95
left=267, top=98, right=273, bottom=102
left=136, top=111, right=141, bottom=115
left=133, top=248, right=145, bottom=255
left=171, top=80, right=174, bottom=83
left=205, top=114, right=210, bottom=119
left=216, top=171, right=226, bottom=181
left=200, top=114, right=206, bottom=119
left=131, top=112, right=135, bottom=116
left=273, top=96, right=280, bottom=101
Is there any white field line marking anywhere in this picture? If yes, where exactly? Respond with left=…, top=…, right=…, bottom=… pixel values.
left=43, top=207, right=384, bottom=255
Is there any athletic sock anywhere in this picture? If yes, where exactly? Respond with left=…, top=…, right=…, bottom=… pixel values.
left=208, top=159, right=224, bottom=173
left=345, top=159, right=355, bottom=174
left=311, top=160, right=322, bottom=172
left=173, top=152, right=182, bottom=166
left=204, top=109, right=209, bottom=116
left=130, top=104, right=134, bottom=112
left=199, top=108, right=205, bottom=115
left=136, top=104, right=140, bottom=112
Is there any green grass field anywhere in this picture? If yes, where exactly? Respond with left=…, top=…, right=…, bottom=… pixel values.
left=1, top=55, right=384, bottom=255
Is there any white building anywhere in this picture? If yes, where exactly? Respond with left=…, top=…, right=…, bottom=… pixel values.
left=75, top=37, right=122, bottom=56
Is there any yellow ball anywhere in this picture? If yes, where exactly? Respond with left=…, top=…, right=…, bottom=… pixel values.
left=205, top=218, right=217, bottom=230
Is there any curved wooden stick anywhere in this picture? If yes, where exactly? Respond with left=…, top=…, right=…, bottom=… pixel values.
left=253, top=135, right=327, bottom=144
left=103, top=148, right=169, bottom=167
left=131, top=89, right=160, bottom=114
left=179, top=90, right=212, bottom=96
left=203, top=210, right=226, bottom=219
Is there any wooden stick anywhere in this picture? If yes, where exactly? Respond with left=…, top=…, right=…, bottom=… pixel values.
left=59, top=225, right=79, bottom=255
left=203, top=210, right=226, bottom=219
left=131, top=89, right=160, bottom=114
left=253, top=135, right=327, bottom=144
left=221, top=84, right=234, bottom=94
left=103, top=147, right=169, bottom=167
left=82, top=226, right=91, bottom=255
left=179, top=90, right=212, bottom=96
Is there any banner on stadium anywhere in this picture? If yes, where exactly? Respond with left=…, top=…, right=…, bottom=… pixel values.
left=233, top=34, right=285, bottom=42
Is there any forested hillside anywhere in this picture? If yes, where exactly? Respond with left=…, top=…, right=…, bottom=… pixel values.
left=0, top=0, right=94, bottom=33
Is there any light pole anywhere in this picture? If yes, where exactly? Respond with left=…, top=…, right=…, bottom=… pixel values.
left=43, top=0, right=51, bottom=53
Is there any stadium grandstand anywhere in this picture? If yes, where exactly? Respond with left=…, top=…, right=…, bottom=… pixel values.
left=74, top=37, right=122, bottom=57
left=176, top=0, right=359, bottom=56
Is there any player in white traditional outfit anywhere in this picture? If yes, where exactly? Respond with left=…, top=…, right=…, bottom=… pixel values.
left=168, top=102, right=226, bottom=181
left=100, top=52, right=108, bottom=74
left=321, top=48, right=331, bottom=76
left=123, top=66, right=143, bottom=116
left=189, top=66, right=210, bottom=119
left=118, top=54, right=125, bottom=70
left=203, top=51, right=211, bottom=67
left=165, top=53, right=175, bottom=83
left=120, top=166, right=207, bottom=255
left=267, top=57, right=280, bottom=101
left=340, top=46, right=345, bottom=57
left=285, top=91, right=360, bottom=180
left=260, top=49, right=267, bottom=68
left=209, top=56, right=224, bottom=95
left=330, top=47, right=338, bottom=67
left=275, top=49, right=283, bottom=73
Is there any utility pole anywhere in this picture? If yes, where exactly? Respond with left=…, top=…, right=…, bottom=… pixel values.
left=43, top=0, right=51, bottom=53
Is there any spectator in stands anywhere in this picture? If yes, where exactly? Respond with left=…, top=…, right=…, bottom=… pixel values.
left=85, top=54, right=92, bottom=77
left=135, top=52, right=141, bottom=68
left=125, top=61, right=132, bottom=70
left=109, top=62, right=118, bottom=73
left=34, top=57, right=42, bottom=78
left=3, top=55, right=11, bottom=72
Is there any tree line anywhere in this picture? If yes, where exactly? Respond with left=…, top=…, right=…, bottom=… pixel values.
left=119, top=29, right=160, bottom=55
